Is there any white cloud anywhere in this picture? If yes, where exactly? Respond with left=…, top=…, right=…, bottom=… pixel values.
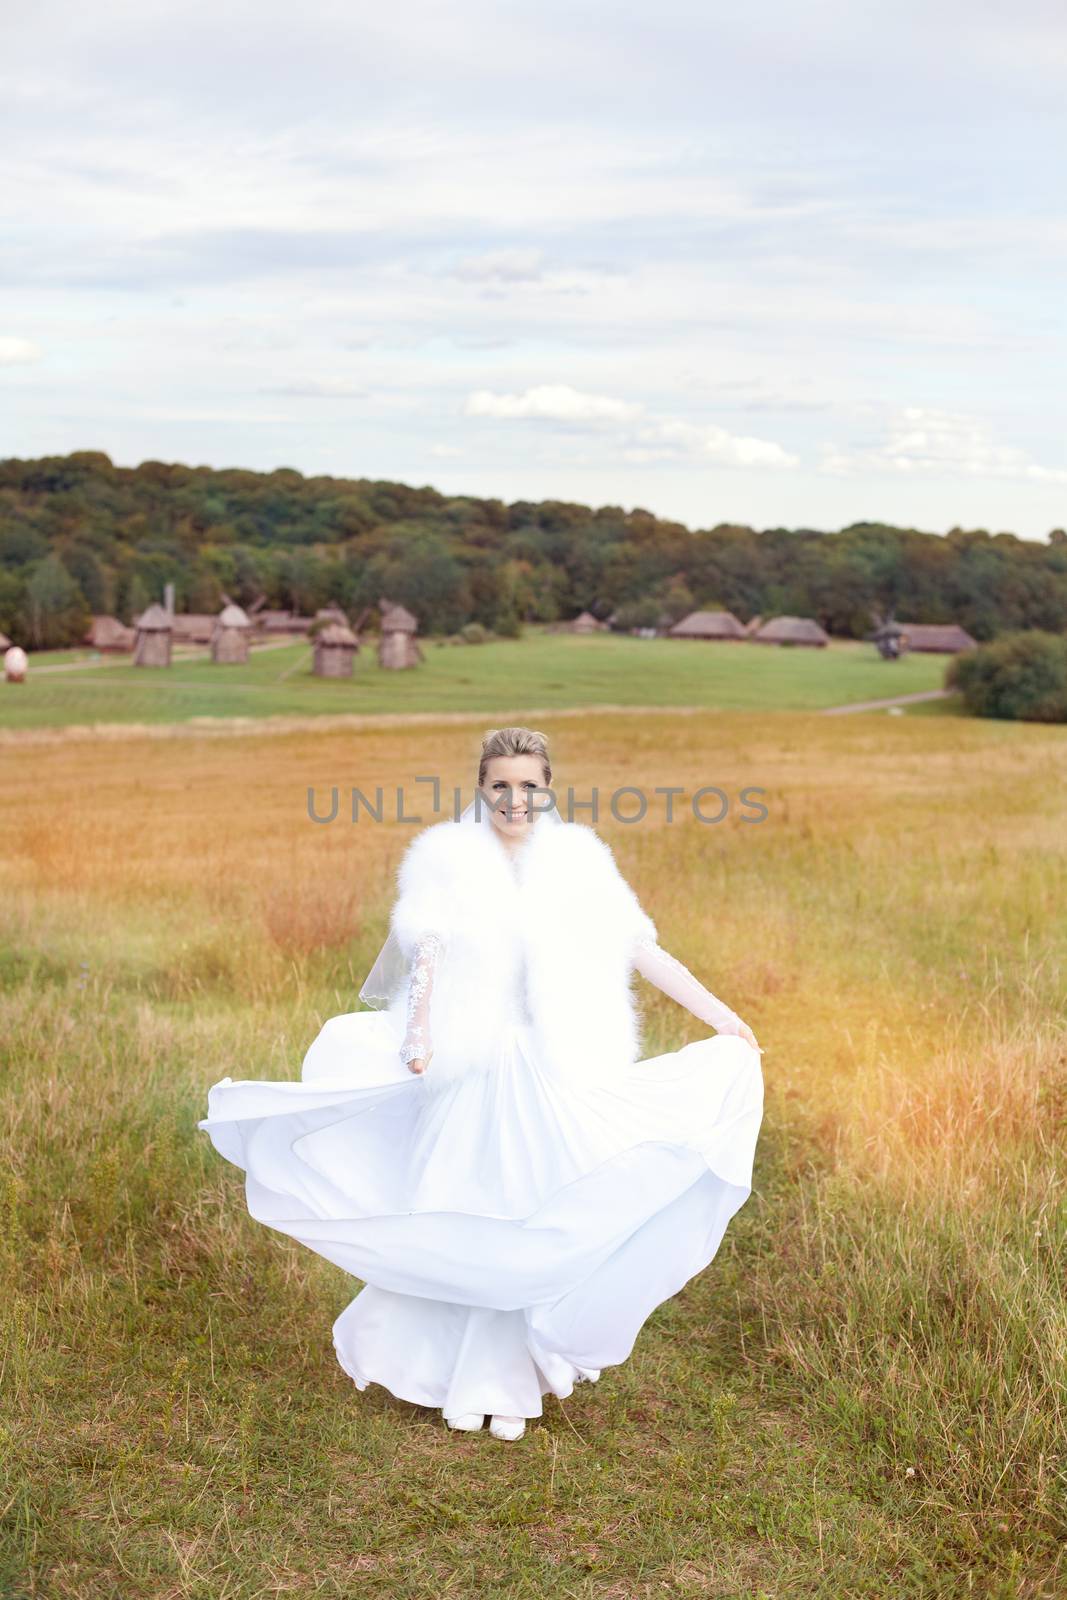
left=0, top=337, right=41, bottom=364
left=259, top=378, right=368, bottom=398
left=447, top=249, right=621, bottom=299
left=451, top=249, right=547, bottom=285
left=464, top=385, right=799, bottom=469
left=2, top=0, right=1066, bottom=534
left=138, top=406, right=295, bottom=423
left=623, top=420, right=800, bottom=468
left=465, top=384, right=642, bottom=423
left=820, top=406, right=1067, bottom=484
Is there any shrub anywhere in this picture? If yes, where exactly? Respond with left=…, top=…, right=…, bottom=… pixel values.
left=946, top=629, right=1067, bottom=722
left=493, top=608, right=523, bottom=639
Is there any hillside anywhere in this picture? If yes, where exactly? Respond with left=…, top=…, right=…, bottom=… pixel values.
left=2, top=451, right=1066, bottom=649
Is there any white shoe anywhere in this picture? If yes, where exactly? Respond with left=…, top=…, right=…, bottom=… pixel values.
left=488, top=1414, right=526, bottom=1441
left=445, top=1412, right=484, bottom=1432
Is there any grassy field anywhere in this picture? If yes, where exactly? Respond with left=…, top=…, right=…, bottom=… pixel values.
left=2, top=709, right=1064, bottom=1597
left=0, top=631, right=952, bottom=732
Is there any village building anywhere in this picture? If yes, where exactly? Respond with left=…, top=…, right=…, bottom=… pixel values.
left=750, top=615, right=831, bottom=647
left=668, top=610, right=747, bottom=641
left=254, top=609, right=315, bottom=637
left=378, top=602, right=423, bottom=669
left=169, top=613, right=216, bottom=645
left=84, top=615, right=135, bottom=652
left=314, top=604, right=351, bottom=629
left=895, top=622, right=977, bottom=653
left=132, top=602, right=173, bottom=667
left=313, top=622, right=359, bottom=677
left=211, top=602, right=253, bottom=664
left=568, top=610, right=610, bottom=634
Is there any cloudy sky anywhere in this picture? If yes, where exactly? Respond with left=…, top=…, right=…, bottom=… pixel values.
left=3, top=0, right=1065, bottom=537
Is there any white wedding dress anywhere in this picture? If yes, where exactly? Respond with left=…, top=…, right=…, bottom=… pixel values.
left=197, top=829, right=764, bottom=1422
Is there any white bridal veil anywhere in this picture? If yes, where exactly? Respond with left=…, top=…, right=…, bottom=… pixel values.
left=357, top=787, right=564, bottom=1009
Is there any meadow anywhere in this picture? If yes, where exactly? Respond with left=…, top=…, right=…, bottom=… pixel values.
left=1, top=703, right=1064, bottom=1598
left=0, top=630, right=950, bottom=733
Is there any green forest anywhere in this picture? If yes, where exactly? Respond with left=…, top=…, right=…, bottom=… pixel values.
left=2, top=450, right=1066, bottom=649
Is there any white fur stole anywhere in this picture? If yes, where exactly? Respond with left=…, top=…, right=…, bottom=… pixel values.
left=387, top=817, right=658, bottom=1087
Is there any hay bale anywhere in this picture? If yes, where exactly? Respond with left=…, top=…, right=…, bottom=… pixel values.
left=4, top=644, right=27, bottom=682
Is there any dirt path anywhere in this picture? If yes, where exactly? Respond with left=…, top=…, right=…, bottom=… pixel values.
left=0, top=702, right=735, bottom=747
left=821, top=688, right=954, bottom=715
left=0, top=690, right=961, bottom=746
left=24, top=639, right=298, bottom=674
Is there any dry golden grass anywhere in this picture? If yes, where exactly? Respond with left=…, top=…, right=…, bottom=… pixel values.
left=2, top=706, right=1065, bottom=1597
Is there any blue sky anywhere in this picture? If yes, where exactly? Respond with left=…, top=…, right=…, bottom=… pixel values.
left=3, top=0, right=1065, bottom=537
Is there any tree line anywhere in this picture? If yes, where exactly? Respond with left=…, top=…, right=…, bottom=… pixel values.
left=1, top=450, right=1065, bottom=649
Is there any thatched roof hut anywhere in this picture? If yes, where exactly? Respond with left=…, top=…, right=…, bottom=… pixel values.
left=133, top=603, right=173, bottom=667
left=568, top=610, right=609, bottom=634
left=314, top=604, right=350, bottom=628
left=379, top=602, right=423, bottom=670
left=744, top=614, right=763, bottom=636
left=668, top=610, right=747, bottom=641
left=85, top=615, right=135, bottom=652
left=381, top=602, right=418, bottom=633
left=313, top=622, right=359, bottom=678
left=896, top=622, right=977, bottom=653
left=170, top=612, right=216, bottom=645
left=751, top=615, right=830, bottom=647
left=211, top=602, right=252, bottom=664
left=256, top=609, right=314, bottom=636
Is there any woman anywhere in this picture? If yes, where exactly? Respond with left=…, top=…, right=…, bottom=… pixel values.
left=198, top=727, right=763, bottom=1442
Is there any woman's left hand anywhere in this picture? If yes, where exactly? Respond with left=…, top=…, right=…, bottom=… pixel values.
left=720, top=1019, right=762, bottom=1054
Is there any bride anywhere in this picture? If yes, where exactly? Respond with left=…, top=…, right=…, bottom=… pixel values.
left=198, top=726, right=764, bottom=1442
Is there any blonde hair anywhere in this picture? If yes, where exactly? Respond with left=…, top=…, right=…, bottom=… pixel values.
left=477, top=726, right=552, bottom=788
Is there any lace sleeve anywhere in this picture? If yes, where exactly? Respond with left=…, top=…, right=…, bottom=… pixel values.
left=399, top=932, right=443, bottom=1065
left=632, top=933, right=744, bottom=1035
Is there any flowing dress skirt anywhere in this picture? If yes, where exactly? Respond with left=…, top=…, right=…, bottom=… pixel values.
left=197, top=1010, right=763, bottom=1419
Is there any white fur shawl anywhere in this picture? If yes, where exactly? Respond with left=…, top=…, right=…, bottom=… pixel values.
left=387, top=817, right=658, bottom=1086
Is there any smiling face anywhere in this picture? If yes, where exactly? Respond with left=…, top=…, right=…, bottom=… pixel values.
left=478, top=752, right=551, bottom=844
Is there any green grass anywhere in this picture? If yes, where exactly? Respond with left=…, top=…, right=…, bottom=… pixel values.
left=2, top=710, right=1063, bottom=1598
left=0, top=632, right=950, bottom=731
